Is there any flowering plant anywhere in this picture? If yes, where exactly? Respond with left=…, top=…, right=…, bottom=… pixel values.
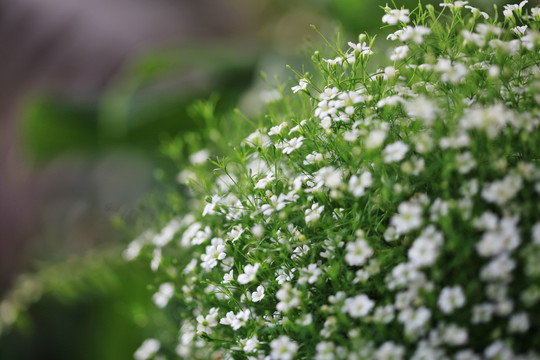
left=129, top=2, right=540, bottom=359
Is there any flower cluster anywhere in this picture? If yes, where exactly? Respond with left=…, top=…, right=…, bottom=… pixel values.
left=130, top=2, right=540, bottom=359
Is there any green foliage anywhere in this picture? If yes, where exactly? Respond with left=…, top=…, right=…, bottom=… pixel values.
left=132, top=2, right=540, bottom=359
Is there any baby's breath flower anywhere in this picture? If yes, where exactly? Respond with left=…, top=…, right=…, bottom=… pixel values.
left=374, top=341, right=405, bottom=360
left=238, top=263, right=260, bottom=284
left=503, top=1, right=528, bottom=19
left=401, top=26, right=431, bottom=44
left=382, top=7, right=410, bottom=25
left=298, top=263, right=323, bottom=284
left=305, top=203, right=324, bottom=225
left=435, top=58, right=467, bottom=83
left=153, top=283, right=175, bottom=308
left=189, top=149, right=210, bottom=165
left=465, top=5, right=489, bottom=19
left=134, top=339, right=160, bottom=360
left=196, top=307, right=219, bottom=334
left=276, top=283, right=301, bottom=312
left=268, top=122, right=288, bottom=136
left=438, top=286, right=466, bottom=314
left=133, top=4, right=540, bottom=359
left=251, top=285, right=265, bottom=302
left=345, top=238, right=374, bottom=266
left=390, top=45, right=409, bottom=61
left=383, top=141, right=409, bottom=163
left=270, top=336, right=298, bottom=360
left=348, top=171, right=373, bottom=197
left=343, top=294, right=375, bottom=317
left=391, top=200, right=423, bottom=234
left=292, top=79, right=308, bottom=94
left=440, top=1, right=469, bottom=10
left=282, top=136, right=305, bottom=154
left=348, top=42, right=373, bottom=55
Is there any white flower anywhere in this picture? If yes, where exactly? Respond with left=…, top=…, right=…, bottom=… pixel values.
left=134, top=339, right=160, bottom=360
left=196, top=307, right=219, bottom=334
left=408, top=237, right=439, bottom=268
left=124, top=229, right=153, bottom=260
left=292, top=79, right=308, bottom=93
left=243, top=129, right=271, bottom=148
left=276, top=267, right=295, bottom=284
left=153, top=219, right=181, bottom=247
left=220, top=309, right=252, bottom=330
left=315, top=341, right=336, bottom=360
left=508, top=313, right=530, bottom=333
left=200, top=237, right=227, bottom=271
left=398, top=307, right=431, bottom=335
left=315, top=100, right=338, bottom=120
left=304, top=151, right=324, bottom=165
left=270, top=336, right=298, bottom=360
left=242, top=336, right=260, bottom=353
left=189, top=149, right=210, bottom=165
left=282, top=136, right=305, bottom=154
left=454, top=350, right=481, bottom=360
left=400, top=26, right=431, bottom=44
left=374, top=341, right=405, bottom=360
left=373, top=305, right=395, bottom=324
left=261, top=194, right=288, bottom=216
left=503, top=1, right=528, bottom=18
left=251, top=285, right=265, bottom=302
left=480, top=254, right=516, bottom=281
left=324, top=57, right=343, bottom=66
left=305, top=203, right=325, bottom=225
left=464, top=5, right=489, bottom=19
left=489, top=39, right=521, bottom=55
left=343, top=294, right=375, bottom=317
left=238, top=263, right=260, bottom=284
left=222, top=270, right=234, bottom=284
left=345, top=238, right=374, bottom=266
left=438, top=286, right=466, bottom=314
left=203, top=194, right=221, bottom=217
left=442, top=324, right=468, bottom=346
left=348, top=171, right=373, bottom=197
left=512, top=25, right=528, bottom=36
left=151, top=247, right=162, bottom=271
left=440, top=1, right=469, bottom=9
left=336, top=91, right=364, bottom=114
left=532, top=222, right=540, bottom=246
left=314, top=166, right=343, bottom=189
left=382, top=8, right=410, bottom=25
left=435, top=58, right=467, bottom=83
left=298, top=263, right=323, bottom=284
left=481, top=174, right=522, bottom=206
left=348, top=41, right=373, bottom=56
left=391, top=200, right=423, bottom=234
left=405, top=96, right=438, bottom=125
left=390, top=45, right=409, bottom=61
left=472, top=303, right=495, bottom=324
left=268, top=122, right=288, bottom=136
left=366, top=129, right=387, bottom=148
left=153, top=282, right=174, bottom=308
left=276, top=283, right=301, bottom=312
left=377, top=95, right=405, bottom=108
left=219, top=311, right=237, bottom=327
left=320, top=87, right=339, bottom=100
left=383, top=141, right=409, bottom=163
left=476, top=215, right=520, bottom=257
left=455, top=152, right=476, bottom=174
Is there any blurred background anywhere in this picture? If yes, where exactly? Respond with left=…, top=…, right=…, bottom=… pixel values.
left=0, top=0, right=531, bottom=358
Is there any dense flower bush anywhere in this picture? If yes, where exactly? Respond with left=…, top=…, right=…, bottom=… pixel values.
left=128, top=2, right=540, bottom=359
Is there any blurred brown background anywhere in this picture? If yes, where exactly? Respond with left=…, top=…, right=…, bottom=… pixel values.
left=0, top=0, right=253, bottom=293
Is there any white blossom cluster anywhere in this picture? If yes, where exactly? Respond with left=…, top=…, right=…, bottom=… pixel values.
left=130, top=2, right=540, bottom=359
